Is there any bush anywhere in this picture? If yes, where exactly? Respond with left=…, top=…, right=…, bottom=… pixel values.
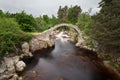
left=0, top=18, right=32, bottom=58
left=15, top=11, right=36, bottom=32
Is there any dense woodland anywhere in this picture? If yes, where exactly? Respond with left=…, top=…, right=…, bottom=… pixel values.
left=0, top=0, right=120, bottom=59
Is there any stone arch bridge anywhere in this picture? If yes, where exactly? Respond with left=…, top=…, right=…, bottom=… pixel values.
left=32, top=23, right=84, bottom=51
left=51, top=23, right=81, bottom=35
left=38, top=23, right=82, bottom=40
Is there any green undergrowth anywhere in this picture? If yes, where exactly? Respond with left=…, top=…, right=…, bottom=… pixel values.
left=110, top=61, right=120, bottom=73
left=0, top=18, right=32, bottom=58
left=102, top=54, right=120, bottom=73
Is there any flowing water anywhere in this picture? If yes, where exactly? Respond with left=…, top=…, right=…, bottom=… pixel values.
left=21, top=33, right=115, bottom=80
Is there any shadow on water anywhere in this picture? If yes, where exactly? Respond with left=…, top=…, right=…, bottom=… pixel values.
left=21, top=39, right=119, bottom=80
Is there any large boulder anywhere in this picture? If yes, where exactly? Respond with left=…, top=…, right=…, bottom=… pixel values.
left=0, top=56, right=19, bottom=79
left=21, top=42, right=33, bottom=58
left=4, top=57, right=16, bottom=74
left=0, top=56, right=26, bottom=80
left=29, top=31, right=58, bottom=52
left=22, top=42, right=29, bottom=53
left=12, top=56, right=20, bottom=63
left=30, top=38, right=48, bottom=52
left=15, top=61, right=26, bottom=71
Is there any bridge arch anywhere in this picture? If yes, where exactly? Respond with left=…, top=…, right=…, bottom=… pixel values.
left=51, top=23, right=81, bottom=36
left=38, top=23, right=83, bottom=46
left=50, top=23, right=84, bottom=45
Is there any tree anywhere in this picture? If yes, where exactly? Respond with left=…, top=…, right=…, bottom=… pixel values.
left=76, top=13, right=92, bottom=34
left=35, top=15, right=59, bottom=32
left=36, top=16, right=51, bottom=32
left=43, top=15, right=50, bottom=23
left=88, top=0, right=120, bottom=52
left=15, top=11, right=36, bottom=32
left=50, top=15, right=60, bottom=25
left=0, top=10, right=5, bottom=17
left=67, top=5, right=82, bottom=24
left=57, top=6, right=68, bottom=22
left=57, top=5, right=82, bottom=24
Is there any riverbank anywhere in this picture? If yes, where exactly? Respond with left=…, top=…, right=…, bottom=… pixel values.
left=0, top=29, right=120, bottom=80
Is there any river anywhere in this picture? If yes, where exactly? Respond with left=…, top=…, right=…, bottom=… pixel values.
left=21, top=33, right=116, bottom=80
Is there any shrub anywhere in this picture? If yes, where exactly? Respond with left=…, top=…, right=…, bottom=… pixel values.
left=15, top=11, right=36, bottom=32
left=0, top=18, right=32, bottom=58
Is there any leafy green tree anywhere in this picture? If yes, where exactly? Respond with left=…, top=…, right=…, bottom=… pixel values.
left=35, top=16, right=50, bottom=32
left=57, top=5, right=81, bottom=24
left=88, top=0, right=120, bottom=52
left=15, top=11, right=36, bottom=32
left=57, top=6, right=68, bottom=22
left=35, top=15, right=59, bottom=32
left=5, top=12, right=16, bottom=18
left=43, top=15, right=50, bottom=23
left=5, top=11, right=11, bottom=17
left=76, top=13, right=93, bottom=34
left=50, top=15, right=60, bottom=25
left=67, top=5, right=82, bottom=24
left=0, top=10, right=5, bottom=17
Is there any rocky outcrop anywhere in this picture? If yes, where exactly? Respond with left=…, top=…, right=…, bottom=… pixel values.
left=30, top=38, right=48, bottom=52
left=20, top=42, right=33, bottom=58
left=0, top=31, right=56, bottom=79
left=0, top=23, right=89, bottom=79
left=29, top=31, right=57, bottom=52
left=0, top=56, right=25, bottom=80
left=0, top=41, right=34, bottom=80
left=15, top=61, right=26, bottom=71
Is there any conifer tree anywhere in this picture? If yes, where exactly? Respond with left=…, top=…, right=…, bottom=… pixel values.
left=89, top=0, right=120, bottom=52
